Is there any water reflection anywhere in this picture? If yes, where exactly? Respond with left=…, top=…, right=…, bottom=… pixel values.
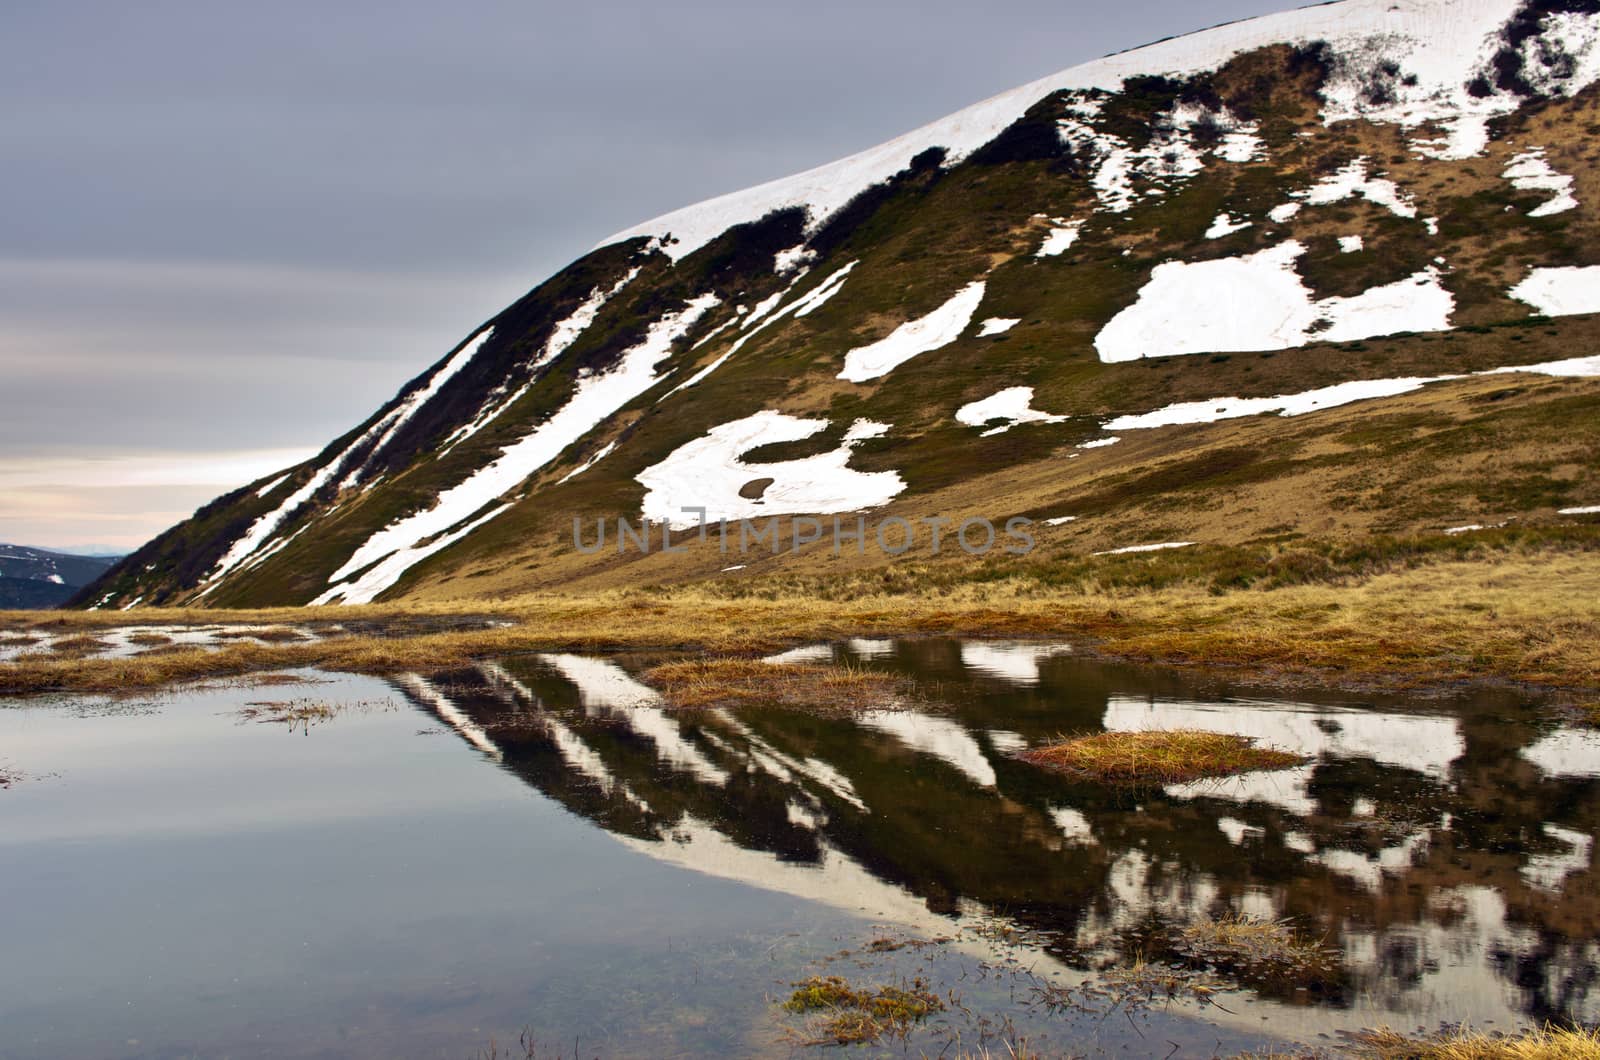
left=396, top=640, right=1600, bottom=1037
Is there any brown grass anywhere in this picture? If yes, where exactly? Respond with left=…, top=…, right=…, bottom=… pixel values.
left=1018, top=730, right=1307, bottom=784
left=1179, top=915, right=1329, bottom=967
left=45, top=634, right=113, bottom=658
left=1, top=545, right=1597, bottom=698
left=1239, top=1025, right=1600, bottom=1059
left=641, top=658, right=909, bottom=713
left=1348, top=1026, right=1600, bottom=1059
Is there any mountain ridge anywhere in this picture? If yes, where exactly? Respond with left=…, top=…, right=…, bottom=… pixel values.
left=77, top=0, right=1600, bottom=609
left=0, top=544, right=116, bottom=610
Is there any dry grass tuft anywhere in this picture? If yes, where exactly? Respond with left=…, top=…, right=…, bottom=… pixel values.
left=1231, top=1025, right=1600, bottom=1059
left=1173, top=914, right=1338, bottom=991
left=642, top=658, right=911, bottom=714
left=782, top=975, right=944, bottom=1046
left=1180, top=915, right=1329, bottom=966
left=1348, top=1025, right=1600, bottom=1059
left=46, top=634, right=113, bottom=658
left=1019, top=730, right=1307, bottom=784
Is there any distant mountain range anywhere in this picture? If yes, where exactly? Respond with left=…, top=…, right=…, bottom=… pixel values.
left=80, top=0, right=1600, bottom=609
left=0, top=545, right=118, bottom=609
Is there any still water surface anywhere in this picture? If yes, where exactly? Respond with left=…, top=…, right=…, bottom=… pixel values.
left=1, top=639, right=1596, bottom=1057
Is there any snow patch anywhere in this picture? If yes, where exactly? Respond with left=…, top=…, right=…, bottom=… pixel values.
left=1300, top=158, right=1417, bottom=218
left=773, top=245, right=817, bottom=275
left=346, top=326, right=496, bottom=487
left=556, top=441, right=616, bottom=485
left=1484, top=355, right=1600, bottom=378
left=666, top=262, right=856, bottom=397
left=255, top=472, right=290, bottom=498
left=1094, top=541, right=1195, bottom=555
left=1035, top=219, right=1084, bottom=257
left=838, top=281, right=987, bottom=382
left=315, top=295, right=720, bottom=605
left=1095, top=241, right=1453, bottom=362
left=637, top=411, right=904, bottom=530
left=1339, top=235, right=1365, bottom=253
left=1509, top=266, right=1600, bottom=317
left=443, top=270, right=642, bottom=454
left=956, top=386, right=1066, bottom=436
left=1503, top=148, right=1578, bottom=217
left=1205, top=213, right=1253, bottom=239
left=1104, top=374, right=1455, bottom=431
left=976, top=317, right=1019, bottom=337
left=1056, top=99, right=1260, bottom=214
left=1102, top=353, right=1600, bottom=435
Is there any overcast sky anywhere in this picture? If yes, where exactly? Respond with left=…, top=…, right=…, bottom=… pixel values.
left=1, top=0, right=1292, bottom=552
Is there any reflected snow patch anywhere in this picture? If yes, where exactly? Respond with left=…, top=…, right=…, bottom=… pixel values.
left=960, top=642, right=1072, bottom=686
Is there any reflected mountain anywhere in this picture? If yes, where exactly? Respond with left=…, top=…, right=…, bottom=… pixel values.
left=389, top=639, right=1600, bottom=1033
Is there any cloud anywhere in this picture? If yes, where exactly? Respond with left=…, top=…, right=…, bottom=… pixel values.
left=0, top=449, right=316, bottom=551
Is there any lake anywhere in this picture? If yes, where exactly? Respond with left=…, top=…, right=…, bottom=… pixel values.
left=1, top=638, right=1595, bottom=1057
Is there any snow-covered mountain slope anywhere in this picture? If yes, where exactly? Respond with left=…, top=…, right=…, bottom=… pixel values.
left=80, top=0, right=1600, bottom=608
left=0, top=545, right=116, bottom=609
left=603, top=0, right=1600, bottom=259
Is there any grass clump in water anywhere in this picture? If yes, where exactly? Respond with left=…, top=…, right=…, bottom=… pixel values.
left=782, top=975, right=943, bottom=1046
left=1162, top=914, right=1341, bottom=997
left=1179, top=914, right=1332, bottom=972
left=46, top=634, right=113, bottom=658
left=1019, top=729, right=1307, bottom=784
left=642, top=658, right=910, bottom=714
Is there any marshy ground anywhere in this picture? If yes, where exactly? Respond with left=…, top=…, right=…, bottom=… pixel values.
left=1, top=527, right=1598, bottom=704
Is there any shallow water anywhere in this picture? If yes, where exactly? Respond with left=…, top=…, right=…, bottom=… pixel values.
left=1, top=639, right=1596, bottom=1057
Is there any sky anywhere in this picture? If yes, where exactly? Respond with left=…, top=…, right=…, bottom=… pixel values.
left=1, top=0, right=1293, bottom=553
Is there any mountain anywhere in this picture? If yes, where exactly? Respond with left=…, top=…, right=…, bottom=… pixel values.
left=0, top=545, right=117, bottom=609
left=78, top=0, right=1600, bottom=610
